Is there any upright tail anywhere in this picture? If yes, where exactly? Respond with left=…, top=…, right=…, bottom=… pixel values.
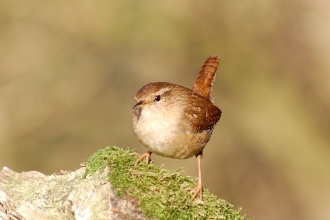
left=192, top=55, right=220, bottom=103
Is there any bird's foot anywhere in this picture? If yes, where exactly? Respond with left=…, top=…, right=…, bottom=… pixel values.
left=189, top=182, right=203, bottom=201
left=133, top=151, right=152, bottom=166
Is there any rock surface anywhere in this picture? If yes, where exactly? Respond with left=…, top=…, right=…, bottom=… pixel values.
left=0, top=166, right=148, bottom=220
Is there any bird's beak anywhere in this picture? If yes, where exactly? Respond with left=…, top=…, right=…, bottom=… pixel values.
left=133, top=100, right=144, bottom=109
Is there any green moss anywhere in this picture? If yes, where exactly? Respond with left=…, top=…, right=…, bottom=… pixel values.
left=85, top=146, right=251, bottom=220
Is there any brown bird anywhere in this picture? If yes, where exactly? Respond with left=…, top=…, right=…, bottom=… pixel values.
left=132, top=56, right=221, bottom=200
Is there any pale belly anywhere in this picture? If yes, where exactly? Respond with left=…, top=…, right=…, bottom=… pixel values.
left=132, top=107, right=207, bottom=159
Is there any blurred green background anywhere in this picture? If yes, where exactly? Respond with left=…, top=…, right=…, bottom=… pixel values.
left=1, top=1, right=329, bottom=219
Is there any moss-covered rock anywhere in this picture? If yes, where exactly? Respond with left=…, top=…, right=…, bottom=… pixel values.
left=85, top=146, right=250, bottom=220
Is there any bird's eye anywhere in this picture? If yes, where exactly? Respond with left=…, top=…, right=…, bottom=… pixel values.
left=155, top=95, right=161, bottom=102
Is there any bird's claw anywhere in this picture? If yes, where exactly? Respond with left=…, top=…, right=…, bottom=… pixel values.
left=189, top=182, right=203, bottom=201
left=133, top=151, right=152, bottom=166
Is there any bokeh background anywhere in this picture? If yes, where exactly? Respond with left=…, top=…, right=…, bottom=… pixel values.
left=1, top=1, right=329, bottom=219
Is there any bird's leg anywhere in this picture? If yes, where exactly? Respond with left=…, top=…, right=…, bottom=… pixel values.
left=134, top=151, right=152, bottom=166
left=191, top=151, right=203, bottom=201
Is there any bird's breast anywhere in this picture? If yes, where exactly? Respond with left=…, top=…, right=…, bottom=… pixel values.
left=132, top=105, right=207, bottom=159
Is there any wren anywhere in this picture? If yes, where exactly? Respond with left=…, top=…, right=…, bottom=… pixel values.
left=132, top=56, right=221, bottom=200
